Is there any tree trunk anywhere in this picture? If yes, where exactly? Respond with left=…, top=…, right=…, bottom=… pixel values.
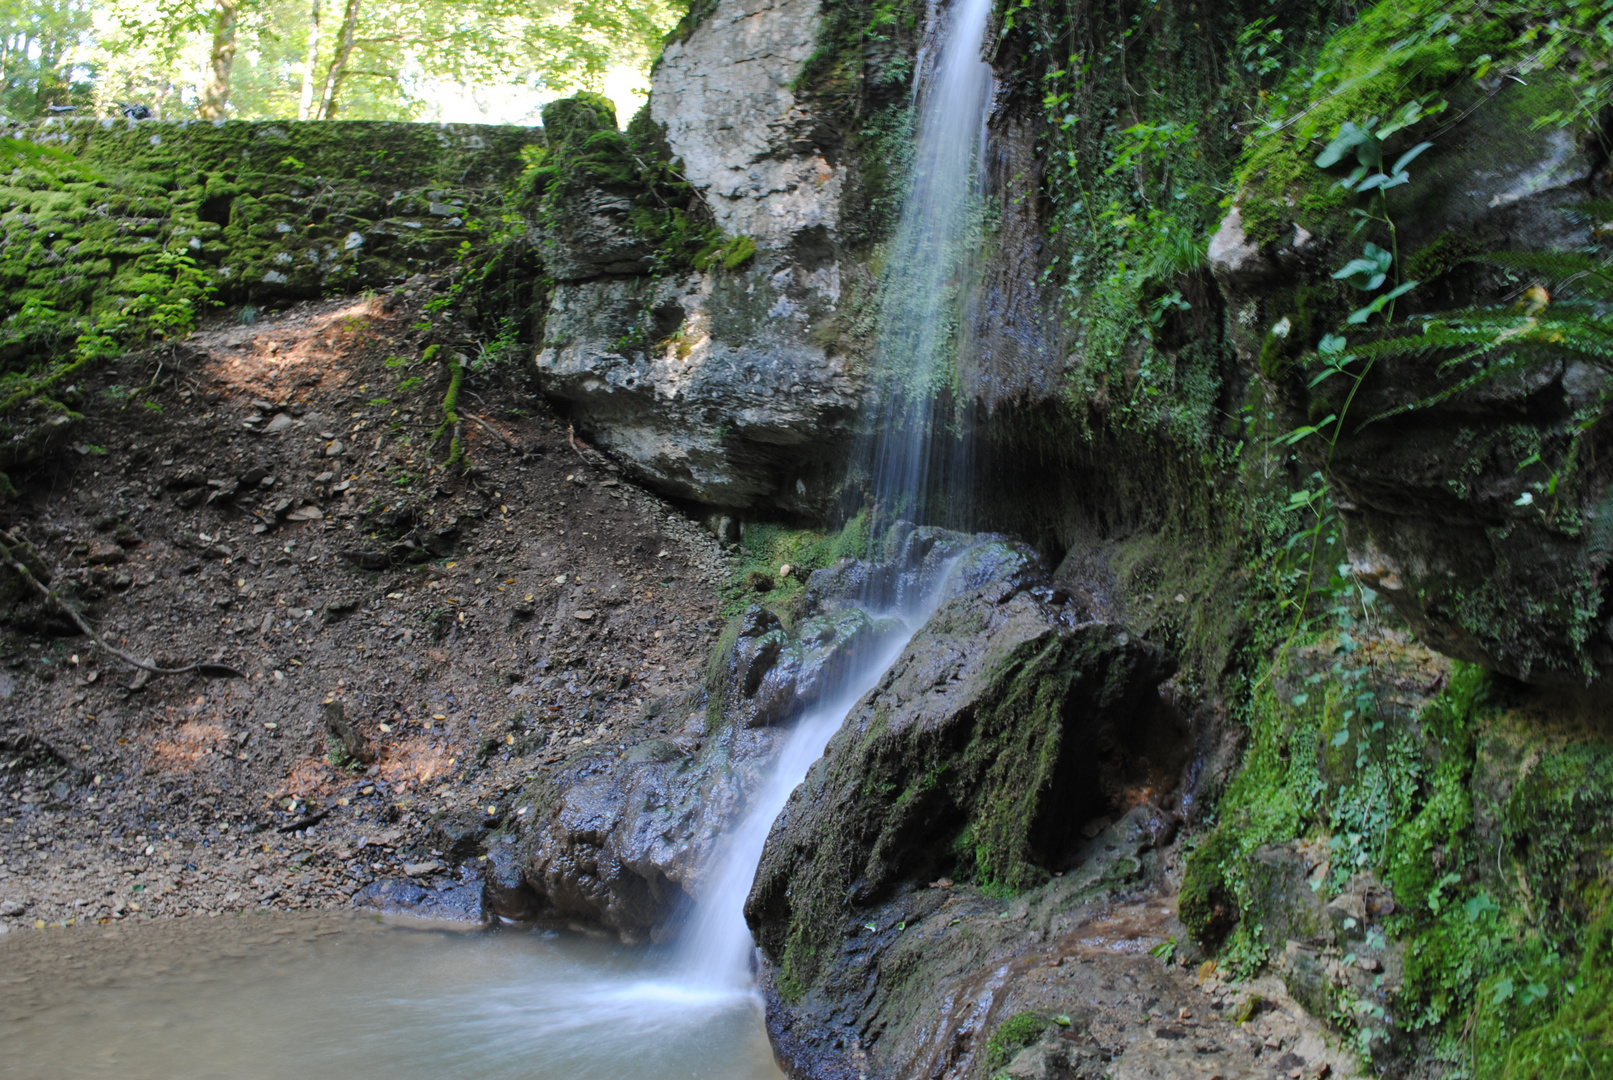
left=198, top=0, right=240, bottom=121
left=296, top=0, right=321, bottom=121
left=314, top=0, right=360, bottom=121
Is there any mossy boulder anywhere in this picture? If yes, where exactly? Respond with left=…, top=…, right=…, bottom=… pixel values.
left=745, top=577, right=1183, bottom=998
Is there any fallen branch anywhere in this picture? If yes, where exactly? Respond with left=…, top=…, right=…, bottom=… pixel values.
left=461, top=410, right=519, bottom=451
left=0, top=528, right=244, bottom=681
left=277, top=808, right=333, bottom=833
left=567, top=424, right=604, bottom=467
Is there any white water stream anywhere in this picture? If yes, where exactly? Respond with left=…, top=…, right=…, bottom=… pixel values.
left=670, top=0, right=997, bottom=997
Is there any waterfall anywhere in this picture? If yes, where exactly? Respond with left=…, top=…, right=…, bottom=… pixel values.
left=865, top=0, right=995, bottom=528
left=673, top=0, right=996, bottom=992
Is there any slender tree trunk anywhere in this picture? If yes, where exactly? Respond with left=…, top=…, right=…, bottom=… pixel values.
left=314, top=0, right=360, bottom=120
left=296, top=0, right=321, bottom=120
left=198, top=0, right=241, bottom=120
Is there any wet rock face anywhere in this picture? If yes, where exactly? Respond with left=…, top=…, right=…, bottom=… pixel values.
left=1212, top=76, right=1613, bottom=687
left=504, top=527, right=1100, bottom=943
left=745, top=582, right=1184, bottom=995
left=738, top=540, right=1208, bottom=1080
left=757, top=809, right=1195, bottom=1080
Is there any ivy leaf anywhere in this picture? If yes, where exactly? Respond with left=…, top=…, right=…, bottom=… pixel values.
left=1376, top=100, right=1427, bottom=140
left=1492, top=977, right=1515, bottom=1004
left=1331, top=728, right=1351, bottom=747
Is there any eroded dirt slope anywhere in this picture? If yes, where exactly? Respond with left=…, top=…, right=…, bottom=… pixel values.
left=0, top=286, right=730, bottom=928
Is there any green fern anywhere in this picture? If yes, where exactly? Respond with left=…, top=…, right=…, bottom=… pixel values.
left=1339, top=233, right=1613, bottom=428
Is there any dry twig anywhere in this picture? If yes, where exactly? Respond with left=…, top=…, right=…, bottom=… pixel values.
left=0, top=528, right=244, bottom=681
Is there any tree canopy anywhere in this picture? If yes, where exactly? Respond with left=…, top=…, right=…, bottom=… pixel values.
left=0, top=0, right=682, bottom=123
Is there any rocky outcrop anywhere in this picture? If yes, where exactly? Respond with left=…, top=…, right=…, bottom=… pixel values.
left=1211, top=74, right=1613, bottom=687
left=502, top=525, right=995, bottom=939
left=535, top=260, right=863, bottom=514
left=533, top=0, right=878, bottom=516
left=652, top=0, right=842, bottom=252
left=739, top=540, right=1210, bottom=1078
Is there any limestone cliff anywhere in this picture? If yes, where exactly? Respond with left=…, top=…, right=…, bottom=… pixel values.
left=533, top=0, right=870, bottom=519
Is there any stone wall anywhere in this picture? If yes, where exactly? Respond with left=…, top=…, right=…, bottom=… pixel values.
left=3, top=117, right=540, bottom=315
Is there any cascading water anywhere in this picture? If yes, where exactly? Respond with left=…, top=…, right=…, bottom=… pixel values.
left=674, top=0, right=997, bottom=992
left=864, top=0, right=995, bottom=528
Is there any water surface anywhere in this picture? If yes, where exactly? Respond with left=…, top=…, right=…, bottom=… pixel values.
left=0, top=913, right=782, bottom=1080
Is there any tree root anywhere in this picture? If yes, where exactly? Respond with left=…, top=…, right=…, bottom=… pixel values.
left=0, top=528, right=244, bottom=681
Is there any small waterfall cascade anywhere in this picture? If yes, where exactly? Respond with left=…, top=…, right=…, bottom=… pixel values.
left=673, top=0, right=997, bottom=993
left=865, top=0, right=995, bottom=527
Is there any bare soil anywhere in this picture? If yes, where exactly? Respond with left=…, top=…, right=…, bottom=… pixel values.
left=0, top=286, right=731, bottom=931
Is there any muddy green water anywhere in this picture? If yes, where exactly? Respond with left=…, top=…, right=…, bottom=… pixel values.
left=0, top=912, right=783, bottom=1079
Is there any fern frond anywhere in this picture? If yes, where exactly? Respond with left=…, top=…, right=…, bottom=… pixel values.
left=1481, top=251, right=1613, bottom=297
left=1560, top=199, right=1613, bottom=224
left=1359, top=351, right=1533, bottom=428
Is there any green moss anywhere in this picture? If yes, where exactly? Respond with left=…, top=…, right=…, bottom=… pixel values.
left=661, top=0, right=718, bottom=48
left=983, top=1011, right=1052, bottom=1074
left=525, top=96, right=728, bottom=274
left=1180, top=826, right=1238, bottom=946
left=0, top=118, right=536, bottom=432
left=1486, top=907, right=1613, bottom=1079
left=1403, top=230, right=1481, bottom=284
left=720, top=234, right=755, bottom=271
left=720, top=513, right=869, bottom=621
left=1233, top=0, right=1508, bottom=242
left=758, top=615, right=1164, bottom=995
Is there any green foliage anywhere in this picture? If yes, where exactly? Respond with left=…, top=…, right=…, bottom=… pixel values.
left=721, top=513, right=869, bottom=620
left=0, top=0, right=95, bottom=119
left=983, top=1011, right=1051, bottom=1074
left=788, top=0, right=921, bottom=249
left=1485, top=908, right=1613, bottom=1080
left=793, top=0, right=919, bottom=114
left=994, top=0, right=1330, bottom=446
left=1232, top=0, right=1506, bottom=242
left=1234, top=0, right=1613, bottom=244
left=326, top=734, right=360, bottom=772
left=523, top=94, right=729, bottom=273
left=77, top=0, right=681, bottom=123
left=1348, top=240, right=1613, bottom=431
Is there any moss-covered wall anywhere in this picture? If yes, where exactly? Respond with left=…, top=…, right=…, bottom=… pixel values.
left=1, top=117, right=540, bottom=325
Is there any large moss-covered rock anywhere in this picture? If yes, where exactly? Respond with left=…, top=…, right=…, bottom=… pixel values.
left=745, top=580, right=1184, bottom=994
